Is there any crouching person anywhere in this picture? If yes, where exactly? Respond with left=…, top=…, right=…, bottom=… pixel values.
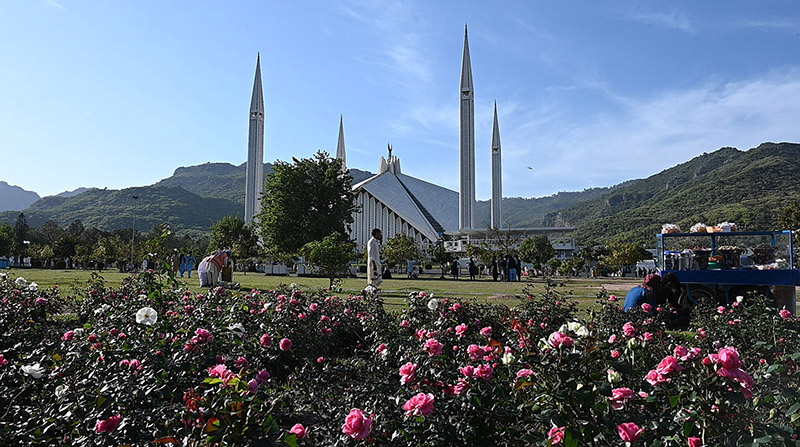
left=207, top=250, right=233, bottom=287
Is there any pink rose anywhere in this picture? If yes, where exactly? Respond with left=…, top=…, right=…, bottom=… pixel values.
left=62, top=330, right=75, bottom=341
left=611, top=350, right=621, bottom=359
left=377, top=343, right=388, bottom=354
left=342, top=408, right=372, bottom=440
left=656, top=356, right=684, bottom=375
left=455, top=323, right=468, bottom=337
left=641, top=303, right=652, bottom=313
left=688, top=437, right=701, bottom=447
left=195, top=328, right=212, bottom=343
left=548, top=426, right=565, bottom=444
left=255, top=369, right=270, bottom=384
left=461, top=365, right=476, bottom=378
left=609, top=294, right=618, bottom=302
left=717, top=347, right=742, bottom=370
left=476, top=363, right=494, bottom=380
left=279, top=338, right=293, bottom=351
left=317, top=357, right=324, bottom=363
left=674, top=345, right=689, bottom=360
left=617, top=422, right=643, bottom=441
left=290, top=423, right=307, bottom=439
left=453, top=378, right=470, bottom=394
left=400, top=319, right=410, bottom=327
left=467, top=344, right=484, bottom=360
left=717, top=306, right=726, bottom=314
left=622, top=322, right=637, bottom=338
left=608, top=334, right=618, bottom=344
left=0, top=355, right=7, bottom=367
left=516, top=368, right=535, bottom=379
left=248, top=379, right=259, bottom=393
left=643, top=332, right=653, bottom=341
left=424, top=338, right=444, bottom=356
left=609, top=387, right=635, bottom=410
left=548, top=332, right=574, bottom=348
left=402, top=392, right=435, bottom=417
left=480, top=326, right=493, bottom=337
left=399, top=362, right=417, bottom=385
left=309, top=303, right=318, bottom=312
left=779, top=309, right=792, bottom=319
left=95, top=414, right=122, bottom=433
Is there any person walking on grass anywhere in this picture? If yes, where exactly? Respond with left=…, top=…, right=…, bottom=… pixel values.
left=367, top=228, right=383, bottom=288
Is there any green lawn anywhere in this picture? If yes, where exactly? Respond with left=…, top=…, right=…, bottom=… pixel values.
left=6, top=268, right=644, bottom=310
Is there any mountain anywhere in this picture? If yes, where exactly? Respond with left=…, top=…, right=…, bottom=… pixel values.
left=156, top=162, right=374, bottom=203
left=0, top=181, right=40, bottom=212
left=54, top=187, right=96, bottom=198
left=0, top=185, right=242, bottom=238
left=542, top=142, right=800, bottom=244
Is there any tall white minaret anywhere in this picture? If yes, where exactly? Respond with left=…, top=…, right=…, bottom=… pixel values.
left=244, top=53, right=265, bottom=225
left=459, top=24, right=475, bottom=231
left=490, top=101, right=503, bottom=230
left=336, top=115, right=346, bottom=170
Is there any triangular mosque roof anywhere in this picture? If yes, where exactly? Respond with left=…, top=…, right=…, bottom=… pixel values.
left=353, top=169, right=457, bottom=241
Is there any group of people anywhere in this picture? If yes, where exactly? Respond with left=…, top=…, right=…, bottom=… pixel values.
left=491, top=254, right=523, bottom=282
left=167, top=251, right=198, bottom=278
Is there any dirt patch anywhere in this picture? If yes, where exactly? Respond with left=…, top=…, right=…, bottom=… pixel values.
left=602, top=283, right=636, bottom=292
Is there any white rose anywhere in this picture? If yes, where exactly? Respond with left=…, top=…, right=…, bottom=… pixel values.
left=228, top=323, right=245, bottom=333
left=135, top=307, right=158, bottom=325
left=427, top=299, right=439, bottom=310
left=21, top=363, right=45, bottom=379
left=15, top=277, right=28, bottom=288
left=27, top=282, right=38, bottom=292
left=55, top=384, right=69, bottom=399
left=501, top=351, right=515, bottom=365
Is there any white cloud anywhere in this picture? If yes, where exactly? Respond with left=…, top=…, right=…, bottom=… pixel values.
left=497, top=68, right=800, bottom=197
left=45, top=0, right=65, bottom=9
left=627, top=11, right=695, bottom=34
left=735, top=18, right=800, bottom=32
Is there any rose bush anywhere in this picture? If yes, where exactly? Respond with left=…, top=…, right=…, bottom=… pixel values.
left=0, top=271, right=798, bottom=446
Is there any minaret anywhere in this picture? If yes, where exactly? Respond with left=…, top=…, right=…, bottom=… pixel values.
left=490, top=101, right=503, bottom=230
left=336, top=115, right=346, bottom=170
left=459, top=24, right=475, bottom=231
left=244, top=53, right=265, bottom=225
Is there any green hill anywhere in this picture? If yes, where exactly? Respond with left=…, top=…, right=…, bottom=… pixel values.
left=156, top=162, right=374, bottom=204
left=543, top=142, right=800, bottom=244
left=0, top=186, right=243, bottom=238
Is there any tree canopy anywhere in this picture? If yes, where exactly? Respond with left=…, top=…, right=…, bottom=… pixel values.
left=257, top=151, right=357, bottom=256
left=382, top=233, right=421, bottom=268
left=518, top=235, right=555, bottom=268
left=300, top=232, right=356, bottom=288
left=208, top=216, right=259, bottom=260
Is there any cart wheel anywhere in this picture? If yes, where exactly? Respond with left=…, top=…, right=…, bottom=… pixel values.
left=687, top=285, right=718, bottom=308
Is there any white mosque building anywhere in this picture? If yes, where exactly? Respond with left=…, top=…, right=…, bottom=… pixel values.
left=245, top=26, right=574, bottom=255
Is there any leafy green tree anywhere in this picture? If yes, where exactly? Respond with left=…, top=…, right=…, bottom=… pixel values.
left=519, top=235, right=555, bottom=269
left=465, top=243, right=498, bottom=265
left=604, top=242, right=651, bottom=274
left=300, top=232, right=356, bottom=288
left=257, top=151, right=357, bottom=256
left=0, top=223, right=13, bottom=257
left=382, top=233, right=421, bottom=269
left=39, top=220, right=63, bottom=245
left=12, top=213, right=30, bottom=257
left=209, top=216, right=259, bottom=260
left=66, top=219, right=85, bottom=238
left=429, top=238, right=455, bottom=279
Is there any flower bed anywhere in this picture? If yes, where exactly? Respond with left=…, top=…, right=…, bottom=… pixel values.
left=0, top=271, right=798, bottom=446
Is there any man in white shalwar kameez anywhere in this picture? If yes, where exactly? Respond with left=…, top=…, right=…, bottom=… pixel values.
left=366, top=228, right=383, bottom=288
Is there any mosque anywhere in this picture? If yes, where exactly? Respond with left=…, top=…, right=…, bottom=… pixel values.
left=244, top=27, right=574, bottom=255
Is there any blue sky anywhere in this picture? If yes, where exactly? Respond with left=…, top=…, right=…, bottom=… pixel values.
left=2, top=1, right=800, bottom=199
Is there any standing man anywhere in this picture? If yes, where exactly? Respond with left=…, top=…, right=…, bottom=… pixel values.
left=367, top=228, right=383, bottom=288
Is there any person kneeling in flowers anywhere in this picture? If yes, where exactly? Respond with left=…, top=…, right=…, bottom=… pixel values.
left=624, top=274, right=662, bottom=312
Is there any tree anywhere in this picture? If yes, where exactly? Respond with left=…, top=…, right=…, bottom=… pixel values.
left=429, top=238, right=455, bottom=279
left=209, top=216, right=259, bottom=260
left=39, top=220, right=63, bottom=245
left=300, top=232, right=356, bottom=288
left=519, top=235, right=555, bottom=269
left=257, top=151, right=357, bottom=256
left=382, top=233, right=421, bottom=269
left=12, top=212, right=30, bottom=257
left=604, top=242, right=651, bottom=274
left=0, top=223, right=13, bottom=257
left=465, top=242, right=498, bottom=265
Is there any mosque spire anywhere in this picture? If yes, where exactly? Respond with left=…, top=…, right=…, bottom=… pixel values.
left=336, top=115, right=346, bottom=169
left=245, top=53, right=265, bottom=225
left=459, top=23, right=476, bottom=231
left=490, top=101, right=503, bottom=230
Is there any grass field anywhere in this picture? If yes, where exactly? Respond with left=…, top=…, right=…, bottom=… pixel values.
left=6, top=268, right=645, bottom=311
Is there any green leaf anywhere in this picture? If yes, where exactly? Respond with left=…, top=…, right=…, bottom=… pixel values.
left=786, top=402, right=800, bottom=416
left=669, top=395, right=680, bottom=408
